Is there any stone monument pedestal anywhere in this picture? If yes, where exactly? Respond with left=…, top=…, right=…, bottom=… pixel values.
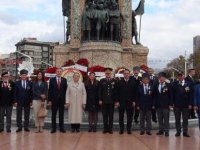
left=53, top=42, right=149, bottom=70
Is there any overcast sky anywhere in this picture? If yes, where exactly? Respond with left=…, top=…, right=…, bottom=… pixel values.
left=0, top=0, right=200, bottom=68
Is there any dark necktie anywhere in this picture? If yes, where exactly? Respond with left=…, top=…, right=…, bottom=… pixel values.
left=160, top=83, right=163, bottom=93
left=57, top=78, right=61, bottom=89
left=23, top=81, right=26, bottom=89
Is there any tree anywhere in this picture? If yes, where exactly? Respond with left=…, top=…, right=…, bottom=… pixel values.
left=166, top=55, right=185, bottom=73
left=194, top=50, right=200, bottom=78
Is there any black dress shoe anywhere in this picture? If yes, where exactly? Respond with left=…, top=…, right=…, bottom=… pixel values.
left=24, top=128, right=30, bottom=132
left=140, top=131, right=145, bottom=135
left=7, top=129, right=11, bottom=133
left=50, top=130, right=56, bottom=133
left=76, top=129, right=80, bottom=133
left=183, top=133, right=190, bottom=137
left=146, top=132, right=152, bottom=135
left=127, top=131, right=132, bottom=134
left=88, top=128, right=92, bottom=132
left=103, top=130, right=108, bottom=134
left=60, top=129, right=66, bottom=133
left=93, top=128, right=97, bottom=132
left=0, top=129, right=3, bottom=133
left=135, top=120, right=139, bottom=124
left=156, top=131, right=164, bottom=135
left=71, top=129, right=75, bottom=133
left=175, top=132, right=181, bottom=137
left=165, top=132, right=169, bottom=137
left=109, top=130, right=113, bottom=134
left=16, top=128, right=22, bottom=132
left=119, top=130, right=124, bottom=134
left=191, top=116, right=197, bottom=119
left=152, top=120, right=157, bottom=123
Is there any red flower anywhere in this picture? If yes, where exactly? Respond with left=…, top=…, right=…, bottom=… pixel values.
left=77, top=58, right=89, bottom=67
left=45, top=67, right=57, bottom=81
left=63, top=59, right=75, bottom=67
left=140, top=64, right=148, bottom=72
left=88, top=65, right=105, bottom=72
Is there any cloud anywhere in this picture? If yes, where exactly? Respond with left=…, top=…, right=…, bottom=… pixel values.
left=136, top=0, right=200, bottom=68
left=0, top=0, right=200, bottom=70
left=0, top=0, right=63, bottom=54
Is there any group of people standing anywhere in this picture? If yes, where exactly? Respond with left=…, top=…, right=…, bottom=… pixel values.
left=0, top=67, right=200, bottom=138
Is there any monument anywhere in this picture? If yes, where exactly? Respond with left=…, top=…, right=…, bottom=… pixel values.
left=54, top=0, right=148, bottom=70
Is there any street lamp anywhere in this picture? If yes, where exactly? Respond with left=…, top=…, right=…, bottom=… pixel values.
left=41, top=61, right=53, bottom=67
left=15, top=51, right=33, bottom=80
left=16, top=51, right=32, bottom=62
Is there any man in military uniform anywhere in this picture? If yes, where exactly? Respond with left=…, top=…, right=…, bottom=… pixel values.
left=99, top=67, right=118, bottom=134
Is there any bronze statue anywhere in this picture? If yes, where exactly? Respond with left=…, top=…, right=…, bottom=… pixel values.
left=66, top=17, right=71, bottom=43
left=82, top=5, right=94, bottom=41
left=108, top=2, right=121, bottom=41
left=95, top=3, right=109, bottom=40
left=62, top=0, right=71, bottom=43
left=62, top=0, right=71, bottom=17
left=132, top=10, right=140, bottom=45
left=132, top=0, right=145, bottom=45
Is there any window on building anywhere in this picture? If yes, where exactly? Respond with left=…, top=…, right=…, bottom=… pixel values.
left=42, top=52, right=48, bottom=57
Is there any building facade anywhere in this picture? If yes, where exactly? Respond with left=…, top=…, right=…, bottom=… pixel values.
left=15, top=38, right=55, bottom=70
left=193, top=36, right=200, bottom=52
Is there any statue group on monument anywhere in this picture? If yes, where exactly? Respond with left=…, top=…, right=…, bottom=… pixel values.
left=82, top=0, right=123, bottom=42
left=62, top=0, right=145, bottom=44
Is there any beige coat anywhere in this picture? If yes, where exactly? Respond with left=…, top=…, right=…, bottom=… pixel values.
left=66, top=81, right=86, bottom=123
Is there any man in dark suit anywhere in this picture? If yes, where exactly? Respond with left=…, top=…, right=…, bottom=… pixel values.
left=48, top=68, right=67, bottom=133
left=185, top=68, right=197, bottom=119
left=154, top=72, right=173, bottom=137
left=131, top=66, right=142, bottom=124
left=99, top=67, right=117, bottom=134
left=137, top=73, right=155, bottom=135
left=117, top=69, right=137, bottom=134
left=14, top=69, right=32, bottom=132
left=0, top=72, right=15, bottom=133
left=173, top=73, right=193, bottom=137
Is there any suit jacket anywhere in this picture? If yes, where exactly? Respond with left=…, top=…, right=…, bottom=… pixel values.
left=149, top=75, right=159, bottom=88
left=131, top=75, right=142, bottom=87
left=194, top=84, right=200, bottom=106
left=99, top=78, right=117, bottom=104
left=32, top=81, right=48, bottom=100
left=117, top=78, right=137, bottom=108
left=0, top=81, right=15, bottom=106
left=172, top=80, right=193, bottom=108
left=137, top=83, right=154, bottom=110
left=85, top=80, right=99, bottom=111
left=185, top=75, right=194, bottom=85
left=48, top=77, right=67, bottom=105
left=131, top=75, right=142, bottom=106
left=185, top=75, right=195, bottom=100
left=14, top=80, right=32, bottom=106
left=154, top=82, right=173, bottom=109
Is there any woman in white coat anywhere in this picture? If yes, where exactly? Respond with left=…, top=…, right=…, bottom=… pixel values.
left=66, top=72, right=86, bottom=132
